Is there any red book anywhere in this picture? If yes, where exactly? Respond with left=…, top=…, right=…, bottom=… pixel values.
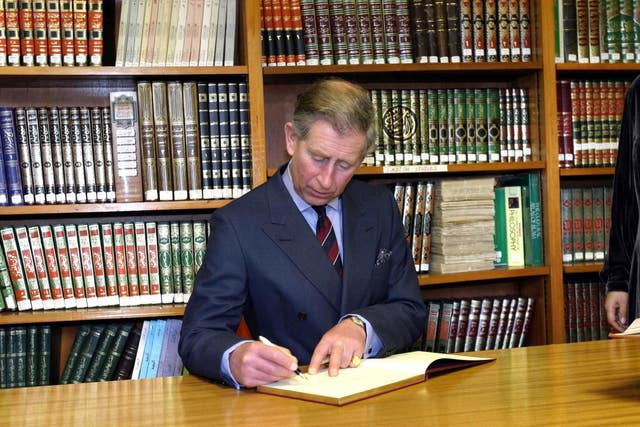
left=5, top=1, right=21, bottom=66
left=52, top=225, right=76, bottom=305
left=134, top=222, right=151, bottom=304
left=89, top=223, right=108, bottom=304
left=32, top=0, right=48, bottom=66
left=72, top=0, right=88, bottom=65
left=78, top=224, right=98, bottom=307
left=0, top=1, right=7, bottom=65
left=18, top=0, right=35, bottom=65
left=262, top=0, right=277, bottom=66
left=28, top=226, right=54, bottom=307
left=46, top=0, right=63, bottom=65
left=145, top=222, right=161, bottom=304
left=59, top=0, right=74, bottom=66
left=112, top=223, right=130, bottom=304
left=39, top=225, right=65, bottom=306
left=87, top=0, right=102, bottom=65
left=556, top=80, right=574, bottom=168
left=123, top=223, right=140, bottom=303
left=1, top=228, right=31, bottom=310
left=15, top=226, right=44, bottom=309
left=100, top=224, right=119, bottom=304
left=289, top=0, right=306, bottom=64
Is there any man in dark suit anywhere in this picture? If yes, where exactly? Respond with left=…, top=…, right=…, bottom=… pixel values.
left=179, top=78, right=427, bottom=388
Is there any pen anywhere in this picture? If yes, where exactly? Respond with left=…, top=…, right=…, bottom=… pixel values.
left=258, top=335, right=308, bottom=380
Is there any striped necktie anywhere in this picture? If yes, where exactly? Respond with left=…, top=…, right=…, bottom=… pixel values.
left=312, top=205, right=343, bottom=277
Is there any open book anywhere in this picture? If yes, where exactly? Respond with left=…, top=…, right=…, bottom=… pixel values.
left=609, top=318, right=640, bottom=338
left=256, top=351, right=495, bottom=406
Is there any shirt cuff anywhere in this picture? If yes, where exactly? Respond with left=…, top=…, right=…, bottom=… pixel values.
left=342, top=314, right=383, bottom=358
left=221, top=340, right=251, bottom=389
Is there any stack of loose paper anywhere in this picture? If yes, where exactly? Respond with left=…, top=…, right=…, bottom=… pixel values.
left=430, top=177, right=496, bottom=273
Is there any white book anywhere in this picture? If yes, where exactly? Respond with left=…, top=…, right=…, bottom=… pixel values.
left=152, top=0, right=172, bottom=66
left=173, top=0, right=189, bottom=65
left=198, top=0, right=213, bottom=66
left=138, top=0, right=154, bottom=66
left=205, top=0, right=220, bottom=66
left=213, top=0, right=227, bottom=66
left=124, top=0, right=141, bottom=66
left=165, top=0, right=183, bottom=66
left=131, top=320, right=151, bottom=380
left=115, top=0, right=131, bottom=66
left=223, top=0, right=236, bottom=66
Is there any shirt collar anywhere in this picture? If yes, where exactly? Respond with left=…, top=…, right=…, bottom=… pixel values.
left=282, top=162, right=341, bottom=212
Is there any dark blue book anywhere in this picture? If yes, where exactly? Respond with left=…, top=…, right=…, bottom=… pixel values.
left=0, top=108, right=20, bottom=205
left=207, top=82, right=223, bottom=199
left=238, top=82, right=252, bottom=194
left=217, top=82, right=232, bottom=199
left=227, top=82, right=242, bottom=198
left=197, top=83, right=213, bottom=199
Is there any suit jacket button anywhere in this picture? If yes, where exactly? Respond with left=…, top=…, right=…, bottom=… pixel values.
left=297, top=312, right=307, bottom=320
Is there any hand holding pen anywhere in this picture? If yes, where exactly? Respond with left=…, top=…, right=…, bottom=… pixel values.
left=258, top=336, right=309, bottom=380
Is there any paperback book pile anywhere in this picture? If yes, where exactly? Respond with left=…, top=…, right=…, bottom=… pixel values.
left=430, top=177, right=495, bottom=274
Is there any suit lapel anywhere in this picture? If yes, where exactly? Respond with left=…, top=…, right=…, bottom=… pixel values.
left=261, top=172, right=342, bottom=313
left=340, top=183, right=378, bottom=313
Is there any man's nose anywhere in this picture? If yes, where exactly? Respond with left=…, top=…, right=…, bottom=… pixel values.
left=317, top=164, right=334, bottom=188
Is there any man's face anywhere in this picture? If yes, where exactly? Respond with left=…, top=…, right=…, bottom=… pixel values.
left=285, top=120, right=366, bottom=206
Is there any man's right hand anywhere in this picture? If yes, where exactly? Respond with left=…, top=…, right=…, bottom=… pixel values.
left=229, top=340, right=299, bottom=388
left=605, top=291, right=629, bottom=333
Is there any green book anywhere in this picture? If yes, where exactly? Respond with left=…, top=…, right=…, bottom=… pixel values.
left=193, top=221, right=208, bottom=277
left=426, top=88, right=439, bottom=164
left=98, top=323, right=134, bottom=381
left=70, top=324, right=106, bottom=383
left=84, top=323, right=119, bottom=383
left=486, top=88, right=500, bottom=162
left=59, top=324, right=92, bottom=384
left=8, top=326, right=27, bottom=388
left=474, top=88, right=488, bottom=163
left=446, top=88, right=456, bottom=163
left=38, top=325, right=51, bottom=386
left=157, top=222, right=174, bottom=304
left=465, top=88, right=476, bottom=163
left=180, top=222, right=195, bottom=302
left=0, top=327, right=7, bottom=388
left=453, top=88, right=467, bottom=163
left=170, top=222, right=183, bottom=303
left=436, top=89, right=448, bottom=164
left=380, top=89, right=395, bottom=165
left=418, top=89, right=429, bottom=164
left=25, top=325, right=39, bottom=387
left=493, top=187, right=508, bottom=267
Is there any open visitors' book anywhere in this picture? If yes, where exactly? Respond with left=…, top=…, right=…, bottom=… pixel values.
left=609, top=318, right=640, bottom=338
left=256, top=351, right=495, bottom=406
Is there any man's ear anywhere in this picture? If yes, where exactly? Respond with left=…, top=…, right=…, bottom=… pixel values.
left=284, top=122, right=297, bottom=156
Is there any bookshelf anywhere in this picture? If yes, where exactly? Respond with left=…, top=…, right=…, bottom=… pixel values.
left=2, top=0, right=622, bottom=387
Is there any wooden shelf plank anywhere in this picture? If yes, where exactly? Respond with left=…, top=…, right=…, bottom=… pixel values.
left=560, top=167, right=615, bottom=177
left=419, top=266, right=550, bottom=286
left=0, top=305, right=186, bottom=325
left=557, top=63, right=640, bottom=73
left=0, top=66, right=249, bottom=78
left=0, top=200, right=231, bottom=216
left=563, top=263, right=603, bottom=274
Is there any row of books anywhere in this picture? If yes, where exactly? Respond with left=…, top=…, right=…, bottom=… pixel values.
left=415, top=295, right=535, bottom=354
left=60, top=319, right=183, bottom=384
left=565, top=280, right=609, bottom=343
left=555, top=0, right=640, bottom=64
left=0, top=324, right=51, bottom=389
left=261, top=0, right=531, bottom=66
left=115, top=0, right=238, bottom=67
left=556, top=79, right=629, bottom=169
left=494, top=173, right=544, bottom=268
left=0, top=0, right=104, bottom=67
left=392, top=181, right=435, bottom=273
left=0, top=220, right=208, bottom=313
left=560, top=186, right=612, bottom=264
left=118, top=79, right=251, bottom=203
left=366, top=86, right=531, bottom=167
left=0, top=106, right=115, bottom=206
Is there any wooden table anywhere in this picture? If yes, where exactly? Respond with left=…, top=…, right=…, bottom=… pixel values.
left=2, top=339, right=640, bottom=426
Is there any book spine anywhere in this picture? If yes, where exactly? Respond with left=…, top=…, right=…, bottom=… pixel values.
left=78, top=223, right=98, bottom=307
left=18, top=0, right=35, bottom=65
left=197, top=82, right=213, bottom=199
left=137, top=81, right=160, bottom=202
left=445, top=0, right=460, bottom=62
left=419, top=181, right=434, bottom=272
left=157, top=222, right=174, bottom=304
left=217, top=82, right=232, bottom=198
left=70, top=324, right=104, bottom=383
left=113, top=323, right=142, bottom=380
left=14, top=108, right=34, bottom=204
left=485, top=298, right=502, bottom=349
left=170, top=222, right=183, bottom=303
left=59, top=324, right=90, bottom=384
left=84, top=323, right=118, bottom=383
left=110, top=91, right=143, bottom=202
left=0, top=108, right=24, bottom=205
left=471, top=0, right=485, bottom=62
left=146, top=222, right=161, bottom=304
left=459, top=0, right=473, bottom=63
left=453, top=299, right=470, bottom=352
left=179, top=221, right=194, bottom=302
left=28, top=226, right=55, bottom=310
left=571, top=187, right=585, bottom=262
left=560, top=187, right=573, bottom=263
left=381, top=0, right=399, bottom=63
left=167, top=81, right=188, bottom=201
left=79, top=106, right=97, bottom=203
left=64, top=224, right=87, bottom=307
left=369, top=0, right=385, bottom=64
left=505, top=185, right=525, bottom=266
left=342, top=0, right=359, bottom=65
left=446, top=300, right=460, bottom=353
left=424, top=301, right=441, bottom=352
left=0, top=241, right=18, bottom=311
left=59, top=0, right=75, bottom=65
left=15, top=226, right=44, bottom=309
left=484, top=0, right=498, bottom=62
left=314, top=0, right=333, bottom=65
left=182, top=81, right=203, bottom=200
left=1, top=227, right=31, bottom=311
left=87, top=0, right=102, bottom=65
left=238, top=82, right=251, bottom=194
left=501, top=297, right=518, bottom=349
left=227, top=82, right=242, bottom=198
left=207, top=82, right=222, bottom=198
left=72, top=0, right=88, bottom=65
left=32, top=0, right=48, bottom=66
left=151, top=82, right=173, bottom=201
left=58, top=107, right=76, bottom=203
left=582, top=187, right=594, bottom=262
left=47, top=107, right=66, bottom=203
left=89, top=107, right=106, bottom=202
left=130, top=320, right=150, bottom=379
left=38, top=324, right=51, bottom=385
left=69, top=107, right=87, bottom=203
left=101, top=107, right=115, bottom=202
left=124, top=222, right=141, bottom=305
left=88, top=223, right=108, bottom=306
left=100, top=223, right=119, bottom=306
left=52, top=224, right=76, bottom=308
left=0, top=1, right=7, bottom=66
left=5, top=0, right=21, bottom=66
left=412, top=182, right=426, bottom=272
left=112, top=223, right=130, bottom=306
left=435, top=301, right=453, bottom=353
left=300, top=0, right=319, bottom=65
left=592, top=186, right=606, bottom=261
left=463, top=299, right=481, bottom=352
left=25, top=108, right=46, bottom=204
left=134, top=222, right=150, bottom=305
left=508, top=297, right=527, bottom=348
left=98, top=323, right=133, bottom=381
left=280, top=0, right=296, bottom=65
left=474, top=298, right=492, bottom=351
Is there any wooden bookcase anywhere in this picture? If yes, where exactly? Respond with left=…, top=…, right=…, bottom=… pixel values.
left=2, top=0, right=621, bottom=385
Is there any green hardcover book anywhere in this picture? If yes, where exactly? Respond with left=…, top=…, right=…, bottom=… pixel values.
left=446, top=88, right=456, bottom=163
left=0, top=244, right=17, bottom=311
left=409, top=89, right=420, bottom=165
left=592, top=186, right=606, bottom=261
left=603, top=0, right=621, bottom=63
left=98, top=323, right=133, bottom=381
left=453, top=88, right=467, bottom=163
left=380, top=89, right=395, bottom=165
left=618, top=0, right=634, bottom=63
left=464, top=88, right=476, bottom=163
left=369, top=89, right=383, bottom=166
left=391, top=89, right=404, bottom=165
left=38, top=325, right=51, bottom=385
left=9, top=326, right=27, bottom=388
left=25, top=325, right=39, bottom=387
left=193, top=221, right=208, bottom=276
left=59, top=324, right=92, bottom=384
left=84, top=323, right=119, bottom=383
left=157, top=222, right=174, bottom=304
left=70, top=324, right=105, bottom=384
left=436, top=89, right=449, bottom=164
left=486, top=88, right=501, bottom=162
left=113, top=323, right=143, bottom=380
left=474, top=88, right=488, bottom=163
left=498, top=87, right=512, bottom=162
left=493, top=186, right=508, bottom=267
left=399, top=89, right=412, bottom=165
left=426, top=89, right=439, bottom=164
left=571, top=187, right=585, bottom=262
left=582, top=187, right=595, bottom=262
left=503, top=185, right=525, bottom=267
left=0, top=327, right=7, bottom=388
left=179, top=222, right=195, bottom=303
left=418, top=89, right=429, bottom=164
left=170, top=222, right=183, bottom=303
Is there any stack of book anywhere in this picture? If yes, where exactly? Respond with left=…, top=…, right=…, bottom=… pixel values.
left=115, top=0, right=238, bottom=67
left=0, top=0, right=104, bottom=67
left=429, top=177, right=496, bottom=274
left=0, top=220, right=208, bottom=312
left=417, top=295, right=535, bottom=353
left=0, top=324, right=51, bottom=388
left=59, top=319, right=183, bottom=384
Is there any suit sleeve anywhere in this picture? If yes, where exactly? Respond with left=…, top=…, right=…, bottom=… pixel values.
left=178, top=210, right=249, bottom=382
